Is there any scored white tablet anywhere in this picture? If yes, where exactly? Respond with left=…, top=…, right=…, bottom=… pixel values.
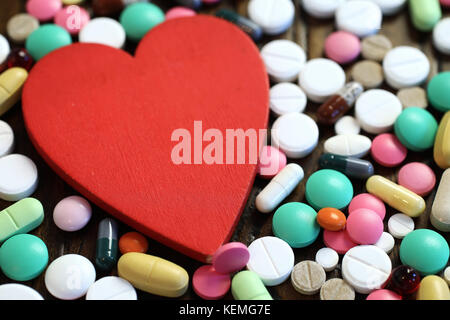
left=335, top=0, right=382, bottom=38
left=324, top=134, right=372, bottom=158
left=0, top=154, right=38, bottom=201
left=388, top=213, right=415, bottom=239
left=86, top=276, right=137, bottom=300
left=270, top=82, right=307, bottom=117
left=248, top=0, right=295, bottom=35
left=302, top=0, right=346, bottom=19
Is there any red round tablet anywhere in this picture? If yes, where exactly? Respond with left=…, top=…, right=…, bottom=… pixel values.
left=212, top=242, right=249, bottom=274
left=323, top=229, right=357, bottom=254
left=193, top=265, right=231, bottom=300
left=371, top=133, right=407, bottom=167
left=398, top=162, right=436, bottom=196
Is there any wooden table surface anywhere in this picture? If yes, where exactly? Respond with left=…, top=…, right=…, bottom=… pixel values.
left=0, top=0, right=449, bottom=300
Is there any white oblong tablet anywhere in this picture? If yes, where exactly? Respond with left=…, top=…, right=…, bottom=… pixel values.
left=270, top=83, right=307, bottom=117
left=324, top=134, right=372, bottom=158
left=355, top=89, right=402, bottom=134
left=0, top=34, right=10, bottom=65
left=374, top=232, right=395, bottom=254
left=248, top=0, right=295, bottom=35
left=335, top=0, right=382, bottom=38
left=247, top=236, right=295, bottom=286
left=0, top=284, right=43, bottom=300
left=0, top=120, right=14, bottom=157
left=299, top=58, right=345, bottom=103
left=383, top=46, right=430, bottom=89
left=315, top=247, right=339, bottom=272
left=0, top=154, right=38, bottom=201
left=79, top=18, right=126, bottom=49
left=342, top=245, right=392, bottom=294
left=86, top=276, right=137, bottom=300
left=271, top=112, right=319, bottom=159
left=302, top=0, right=346, bottom=19
left=388, top=213, right=414, bottom=239
left=334, top=116, right=361, bottom=135
left=369, top=0, right=406, bottom=15
left=433, top=18, right=450, bottom=55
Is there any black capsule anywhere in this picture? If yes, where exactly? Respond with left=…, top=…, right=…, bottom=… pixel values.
left=215, top=9, right=263, bottom=42
left=319, top=153, right=374, bottom=179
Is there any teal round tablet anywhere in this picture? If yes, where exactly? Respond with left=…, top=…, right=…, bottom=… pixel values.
left=394, top=107, right=438, bottom=151
left=400, top=229, right=449, bottom=276
left=25, top=24, right=72, bottom=61
left=305, top=169, right=353, bottom=210
left=0, top=234, right=48, bottom=281
left=120, top=2, right=165, bottom=42
left=428, top=72, right=450, bottom=112
left=272, top=202, right=320, bottom=248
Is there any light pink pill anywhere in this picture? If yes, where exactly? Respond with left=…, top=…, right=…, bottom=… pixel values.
left=53, top=195, right=92, bottom=232
left=27, top=0, right=62, bottom=21
left=398, top=162, right=436, bottom=196
left=324, top=31, right=361, bottom=65
left=193, top=265, right=230, bottom=300
left=346, top=208, right=383, bottom=245
left=348, top=193, right=386, bottom=220
left=54, top=6, right=90, bottom=35
left=257, top=146, right=287, bottom=179
left=212, top=242, right=250, bottom=274
left=371, top=133, right=407, bottom=167
left=366, top=289, right=402, bottom=300
left=323, top=229, right=357, bottom=255
left=165, top=7, right=196, bottom=20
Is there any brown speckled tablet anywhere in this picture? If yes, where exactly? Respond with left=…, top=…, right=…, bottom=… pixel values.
left=7, top=13, right=39, bottom=44
left=320, top=278, right=355, bottom=300
left=396, top=87, right=428, bottom=109
left=361, top=35, right=392, bottom=61
left=351, top=60, right=384, bottom=89
left=291, top=260, right=326, bottom=295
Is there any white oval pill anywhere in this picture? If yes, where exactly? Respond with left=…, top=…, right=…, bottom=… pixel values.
left=315, top=247, right=339, bottom=272
left=374, top=232, right=395, bottom=254
left=342, top=245, right=392, bottom=294
left=79, top=18, right=126, bottom=49
left=86, top=276, right=137, bottom=300
left=299, top=58, right=346, bottom=103
left=369, top=0, right=406, bottom=15
left=388, top=213, right=414, bottom=239
left=0, top=120, right=14, bottom=157
left=270, top=82, right=307, bottom=117
left=433, top=18, right=450, bottom=55
left=383, top=46, right=430, bottom=89
left=247, top=236, right=295, bottom=286
left=335, top=1, right=382, bottom=38
left=324, top=134, right=372, bottom=158
left=355, top=89, right=402, bottom=134
left=248, top=0, right=295, bottom=35
left=302, top=0, right=346, bottom=19
left=0, top=154, right=38, bottom=201
left=271, top=113, right=319, bottom=158
left=335, top=116, right=361, bottom=135
left=0, top=34, right=10, bottom=65
left=0, top=283, right=43, bottom=300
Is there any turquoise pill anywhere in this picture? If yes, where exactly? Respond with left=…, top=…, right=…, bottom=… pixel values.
left=428, top=72, right=450, bottom=112
left=0, top=234, right=48, bottom=281
left=305, top=169, right=353, bottom=210
left=120, top=3, right=165, bottom=42
left=25, top=24, right=72, bottom=61
left=400, top=229, right=449, bottom=276
left=272, top=202, right=320, bottom=248
left=409, top=0, right=442, bottom=32
left=394, top=107, right=438, bottom=151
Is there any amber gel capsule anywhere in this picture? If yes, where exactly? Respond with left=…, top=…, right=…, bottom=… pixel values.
left=317, top=82, right=363, bottom=125
left=216, top=9, right=263, bottom=42
left=95, top=218, right=119, bottom=272
left=319, top=153, right=374, bottom=179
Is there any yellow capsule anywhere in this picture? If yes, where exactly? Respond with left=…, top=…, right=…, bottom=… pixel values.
left=417, top=275, right=450, bottom=300
left=0, top=67, right=28, bottom=116
left=366, top=175, right=426, bottom=217
left=117, top=252, right=189, bottom=298
left=434, top=111, right=450, bottom=169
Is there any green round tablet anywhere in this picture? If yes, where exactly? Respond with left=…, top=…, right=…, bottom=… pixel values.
left=428, top=72, right=450, bottom=112
left=394, top=107, right=438, bottom=151
left=25, top=24, right=72, bottom=61
left=120, top=2, right=165, bottom=42
left=400, top=229, right=449, bottom=276
left=305, top=169, right=353, bottom=210
left=0, top=234, right=48, bottom=281
left=272, top=202, right=320, bottom=248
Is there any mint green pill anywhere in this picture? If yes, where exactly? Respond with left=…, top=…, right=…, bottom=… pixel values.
left=428, top=72, right=450, bottom=112
left=120, top=3, right=165, bottom=42
left=231, top=270, right=272, bottom=300
left=394, top=107, right=438, bottom=151
left=272, top=202, right=319, bottom=248
left=409, top=0, right=442, bottom=32
left=0, top=234, right=48, bottom=281
left=400, top=229, right=449, bottom=276
left=305, top=169, right=353, bottom=210
left=25, top=24, right=72, bottom=61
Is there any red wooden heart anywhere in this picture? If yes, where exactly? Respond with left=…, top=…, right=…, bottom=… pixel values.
left=22, top=16, right=269, bottom=262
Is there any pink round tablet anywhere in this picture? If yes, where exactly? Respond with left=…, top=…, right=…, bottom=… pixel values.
left=440, top=0, right=450, bottom=8
left=346, top=208, right=383, bottom=245
left=366, top=289, right=402, bottom=300
left=257, top=146, right=287, bottom=179
left=371, top=133, right=407, bottom=167
left=212, top=242, right=250, bottom=274
left=53, top=195, right=92, bottom=232
left=348, top=193, right=386, bottom=220
left=323, top=229, right=357, bottom=254
left=54, top=6, right=90, bottom=35
left=165, top=7, right=197, bottom=20
left=324, top=31, right=361, bottom=64
left=193, top=265, right=231, bottom=300
left=27, top=0, right=62, bottom=21
left=398, top=162, right=436, bottom=196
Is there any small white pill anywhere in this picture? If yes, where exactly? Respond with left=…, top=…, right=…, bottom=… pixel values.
left=433, top=18, right=450, bottom=55
left=86, top=276, right=137, bottom=300
left=324, top=134, right=372, bottom=158
left=0, top=284, right=43, bottom=300
left=367, top=0, right=406, bottom=15
left=335, top=1, right=382, bottom=38
left=248, top=0, right=295, bottom=35
left=0, top=34, right=10, bottom=65
left=79, top=18, right=126, bottom=49
left=0, top=154, right=38, bottom=201
left=374, top=232, right=395, bottom=254
left=315, top=247, right=339, bottom=272
left=302, top=0, right=346, bottom=19
left=444, top=266, right=450, bottom=286
left=388, top=213, right=414, bottom=239
left=0, top=120, right=14, bottom=157
left=335, top=116, right=361, bottom=135
left=270, top=83, right=307, bottom=117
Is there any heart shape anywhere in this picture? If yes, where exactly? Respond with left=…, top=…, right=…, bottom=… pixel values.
left=22, top=16, right=269, bottom=262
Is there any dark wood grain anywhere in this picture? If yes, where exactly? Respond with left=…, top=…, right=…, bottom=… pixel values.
left=0, top=0, right=448, bottom=300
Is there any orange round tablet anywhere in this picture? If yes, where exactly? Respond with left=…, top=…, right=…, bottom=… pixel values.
left=119, top=231, right=149, bottom=254
left=317, top=208, right=346, bottom=231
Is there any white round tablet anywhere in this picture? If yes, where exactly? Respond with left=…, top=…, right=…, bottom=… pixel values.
left=383, top=46, right=430, bottom=89
left=315, top=247, right=339, bottom=272
left=374, top=232, right=395, bottom=254
left=271, top=112, right=319, bottom=159
left=444, top=266, right=450, bottom=286
left=86, top=276, right=137, bottom=300
left=342, top=245, right=392, bottom=294
left=302, top=0, right=346, bottom=19
left=45, top=254, right=96, bottom=300
left=355, top=89, right=402, bottom=134
left=335, top=0, right=382, bottom=38
left=368, top=0, right=406, bottom=15
left=433, top=18, right=450, bottom=55
left=388, top=213, right=414, bottom=239
left=334, top=116, right=361, bottom=135
left=270, top=82, right=307, bottom=116
left=324, top=134, right=372, bottom=158
left=248, top=0, right=295, bottom=35
left=0, top=34, right=10, bottom=65
left=299, top=58, right=345, bottom=103
left=0, top=284, right=43, bottom=300
left=0, top=154, right=38, bottom=201
left=79, top=18, right=126, bottom=49
left=0, top=120, right=14, bottom=157
left=261, top=40, right=306, bottom=83
left=247, top=236, right=295, bottom=286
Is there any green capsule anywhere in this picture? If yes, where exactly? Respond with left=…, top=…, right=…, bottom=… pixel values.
left=232, top=271, right=272, bottom=300
left=95, top=218, right=118, bottom=272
